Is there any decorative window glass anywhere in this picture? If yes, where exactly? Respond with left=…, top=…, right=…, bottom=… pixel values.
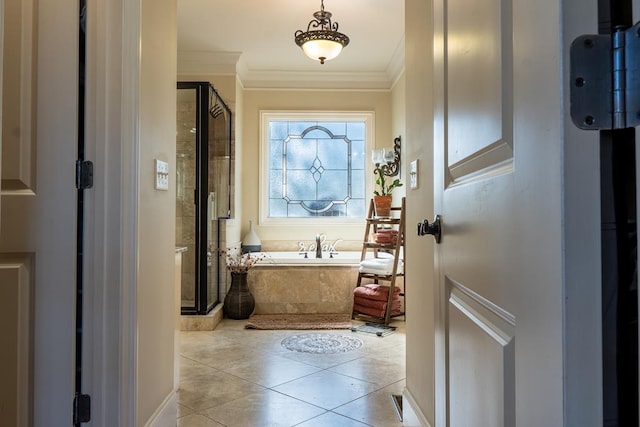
left=261, top=112, right=373, bottom=222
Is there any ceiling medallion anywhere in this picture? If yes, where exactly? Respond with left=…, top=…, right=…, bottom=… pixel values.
left=294, top=0, right=350, bottom=64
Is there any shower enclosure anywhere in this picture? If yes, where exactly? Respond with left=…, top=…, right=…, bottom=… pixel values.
left=176, top=82, right=232, bottom=314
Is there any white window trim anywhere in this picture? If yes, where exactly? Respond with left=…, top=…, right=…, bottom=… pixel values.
left=259, top=110, right=375, bottom=227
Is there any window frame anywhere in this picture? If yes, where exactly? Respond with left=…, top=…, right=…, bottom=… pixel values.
left=259, top=110, right=375, bottom=227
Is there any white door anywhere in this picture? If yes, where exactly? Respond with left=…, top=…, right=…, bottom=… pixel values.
left=432, top=0, right=598, bottom=425
left=0, top=0, right=78, bottom=425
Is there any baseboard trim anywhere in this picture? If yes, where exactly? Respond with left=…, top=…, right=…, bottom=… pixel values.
left=402, top=388, right=432, bottom=427
left=144, top=390, right=177, bottom=427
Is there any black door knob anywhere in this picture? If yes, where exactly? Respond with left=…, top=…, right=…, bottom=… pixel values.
left=417, top=215, right=442, bottom=244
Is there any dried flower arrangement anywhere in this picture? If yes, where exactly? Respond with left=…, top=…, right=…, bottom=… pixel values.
left=219, top=248, right=266, bottom=273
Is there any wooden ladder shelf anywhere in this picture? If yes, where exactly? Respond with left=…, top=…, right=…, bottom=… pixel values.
left=353, top=197, right=405, bottom=325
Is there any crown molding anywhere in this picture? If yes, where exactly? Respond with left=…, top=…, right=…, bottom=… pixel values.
left=177, top=47, right=405, bottom=91
left=177, top=51, right=241, bottom=75
left=386, top=35, right=405, bottom=85
left=239, top=70, right=392, bottom=90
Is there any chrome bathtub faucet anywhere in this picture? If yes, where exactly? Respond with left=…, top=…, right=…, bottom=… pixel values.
left=316, top=234, right=323, bottom=258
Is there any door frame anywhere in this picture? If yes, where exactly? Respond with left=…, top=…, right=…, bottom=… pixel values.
left=562, top=0, right=603, bottom=424
left=561, top=0, right=640, bottom=422
left=82, top=0, right=141, bottom=424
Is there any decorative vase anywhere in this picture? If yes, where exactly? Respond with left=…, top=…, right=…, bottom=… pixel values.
left=373, top=195, right=392, bottom=217
left=224, top=272, right=255, bottom=320
left=242, top=220, right=262, bottom=254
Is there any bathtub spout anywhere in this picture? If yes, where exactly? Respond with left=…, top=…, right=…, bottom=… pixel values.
left=315, top=234, right=322, bottom=258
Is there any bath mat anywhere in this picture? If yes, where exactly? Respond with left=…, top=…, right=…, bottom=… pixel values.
left=350, top=322, right=396, bottom=336
left=245, top=313, right=352, bottom=330
left=281, top=333, right=363, bottom=354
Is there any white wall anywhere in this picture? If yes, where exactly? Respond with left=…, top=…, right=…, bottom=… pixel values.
left=137, top=0, right=178, bottom=424
left=229, top=77, right=245, bottom=245
left=404, top=0, right=436, bottom=424
left=391, top=72, right=407, bottom=198
left=177, top=74, right=236, bottom=111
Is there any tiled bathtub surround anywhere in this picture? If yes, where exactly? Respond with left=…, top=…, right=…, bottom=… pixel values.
left=249, top=266, right=359, bottom=314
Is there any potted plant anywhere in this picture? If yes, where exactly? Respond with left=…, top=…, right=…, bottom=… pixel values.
left=219, top=248, right=265, bottom=319
left=372, top=149, right=403, bottom=217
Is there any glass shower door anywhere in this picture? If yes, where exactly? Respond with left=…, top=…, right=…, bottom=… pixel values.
left=176, top=86, right=198, bottom=310
left=206, top=86, right=232, bottom=308
left=176, top=81, right=231, bottom=315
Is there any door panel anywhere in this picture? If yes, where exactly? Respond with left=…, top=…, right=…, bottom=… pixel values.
left=0, top=255, right=33, bottom=427
left=1, top=0, right=36, bottom=193
left=448, top=280, right=515, bottom=427
left=0, top=0, right=78, bottom=425
left=0, top=0, right=37, bottom=423
left=434, top=0, right=565, bottom=424
left=447, top=0, right=512, bottom=172
left=440, top=0, right=515, bottom=306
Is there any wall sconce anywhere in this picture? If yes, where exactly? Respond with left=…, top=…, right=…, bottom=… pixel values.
left=371, top=136, right=401, bottom=177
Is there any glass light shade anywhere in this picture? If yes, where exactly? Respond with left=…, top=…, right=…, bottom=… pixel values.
left=302, top=39, right=344, bottom=63
left=383, top=148, right=395, bottom=164
left=371, top=149, right=384, bottom=165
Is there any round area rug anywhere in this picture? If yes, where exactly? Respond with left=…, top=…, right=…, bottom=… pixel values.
left=281, top=333, right=363, bottom=354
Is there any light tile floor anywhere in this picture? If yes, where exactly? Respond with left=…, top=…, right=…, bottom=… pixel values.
left=177, top=317, right=406, bottom=427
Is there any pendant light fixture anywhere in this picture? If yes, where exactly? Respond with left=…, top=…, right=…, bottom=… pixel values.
left=294, top=0, right=350, bottom=64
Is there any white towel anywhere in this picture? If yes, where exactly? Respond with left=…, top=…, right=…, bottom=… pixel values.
left=359, top=258, right=403, bottom=275
left=360, top=258, right=392, bottom=269
left=376, top=252, right=394, bottom=259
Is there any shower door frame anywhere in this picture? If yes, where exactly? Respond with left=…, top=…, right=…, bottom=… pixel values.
left=178, top=81, right=231, bottom=315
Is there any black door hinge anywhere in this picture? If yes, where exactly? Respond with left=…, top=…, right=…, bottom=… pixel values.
left=571, top=22, right=640, bottom=130
left=73, top=393, right=91, bottom=424
left=76, top=160, right=94, bottom=189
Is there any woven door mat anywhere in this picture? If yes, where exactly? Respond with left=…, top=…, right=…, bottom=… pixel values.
left=245, top=313, right=353, bottom=330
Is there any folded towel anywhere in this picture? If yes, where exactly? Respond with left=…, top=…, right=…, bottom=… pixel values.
left=376, top=252, right=394, bottom=259
left=353, top=303, right=403, bottom=319
left=358, top=258, right=403, bottom=275
left=364, top=283, right=401, bottom=294
left=359, top=283, right=399, bottom=293
left=362, top=257, right=393, bottom=264
left=377, top=229, right=398, bottom=235
left=360, top=258, right=393, bottom=269
left=354, top=295, right=402, bottom=310
left=373, top=231, right=398, bottom=244
left=353, top=284, right=401, bottom=302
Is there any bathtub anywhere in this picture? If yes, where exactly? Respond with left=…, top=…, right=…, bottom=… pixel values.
left=247, top=251, right=364, bottom=315
left=256, top=251, right=362, bottom=267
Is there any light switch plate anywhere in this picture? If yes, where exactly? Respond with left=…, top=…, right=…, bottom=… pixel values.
left=410, top=159, right=419, bottom=189
left=155, top=159, right=169, bottom=190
